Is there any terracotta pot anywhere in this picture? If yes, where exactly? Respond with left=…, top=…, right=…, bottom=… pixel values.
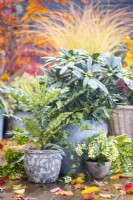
left=24, top=150, right=62, bottom=183
left=85, top=160, right=111, bottom=179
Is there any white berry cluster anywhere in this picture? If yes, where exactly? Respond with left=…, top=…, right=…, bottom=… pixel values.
left=75, top=131, right=119, bottom=162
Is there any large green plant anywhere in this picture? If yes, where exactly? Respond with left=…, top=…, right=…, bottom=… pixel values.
left=2, top=77, right=79, bottom=150
left=41, top=48, right=133, bottom=122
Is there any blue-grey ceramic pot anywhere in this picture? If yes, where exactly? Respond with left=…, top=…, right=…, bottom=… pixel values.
left=61, top=119, right=108, bottom=175
left=24, top=150, right=62, bottom=183
left=85, top=160, right=111, bottom=179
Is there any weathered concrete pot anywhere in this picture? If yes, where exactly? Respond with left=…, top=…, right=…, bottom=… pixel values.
left=61, top=120, right=108, bottom=175
left=24, top=150, right=62, bottom=183
left=85, top=160, right=111, bottom=179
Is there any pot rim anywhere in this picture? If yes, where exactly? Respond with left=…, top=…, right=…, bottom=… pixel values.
left=85, top=159, right=111, bottom=163
left=117, top=105, right=133, bottom=109
left=24, top=149, right=60, bottom=154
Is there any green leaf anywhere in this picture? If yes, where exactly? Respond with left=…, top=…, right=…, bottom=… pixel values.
left=91, top=53, right=100, bottom=60
left=60, top=65, right=68, bottom=74
left=61, top=48, right=72, bottom=58
left=86, top=57, right=92, bottom=71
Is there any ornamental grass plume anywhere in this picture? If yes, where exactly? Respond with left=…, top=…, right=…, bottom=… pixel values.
left=33, top=2, right=133, bottom=55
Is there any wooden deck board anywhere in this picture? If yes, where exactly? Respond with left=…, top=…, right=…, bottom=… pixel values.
left=0, top=177, right=133, bottom=200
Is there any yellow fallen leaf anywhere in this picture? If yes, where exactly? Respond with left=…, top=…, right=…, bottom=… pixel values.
left=77, top=173, right=86, bottom=179
left=71, top=177, right=85, bottom=184
left=110, top=173, right=123, bottom=179
left=82, top=186, right=100, bottom=196
left=13, top=184, right=23, bottom=190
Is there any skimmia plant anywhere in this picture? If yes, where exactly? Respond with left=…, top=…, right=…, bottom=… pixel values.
left=41, top=48, right=133, bottom=122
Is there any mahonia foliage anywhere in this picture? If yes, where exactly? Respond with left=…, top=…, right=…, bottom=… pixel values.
left=5, top=77, right=82, bottom=149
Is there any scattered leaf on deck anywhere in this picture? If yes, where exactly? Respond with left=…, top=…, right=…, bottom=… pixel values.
left=55, top=190, right=73, bottom=196
left=94, top=180, right=105, bottom=187
left=119, top=190, right=126, bottom=196
left=81, top=192, right=95, bottom=200
left=99, top=193, right=112, bottom=198
left=82, top=186, right=100, bottom=196
left=50, top=187, right=73, bottom=196
left=0, top=175, right=8, bottom=184
left=110, top=173, right=123, bottom=179
left=14, top=188, right=25, bottom=194
left=16, top=197, right=37, bottom=200
left=0, top=185, right=6, bottom=192
left=71, top=177, right=85, bottom=184
left=113, top=184, right=123, bottom=190
left=50, top=187, right=62, bottom=193
left=124, top=182, right=133, bottom=193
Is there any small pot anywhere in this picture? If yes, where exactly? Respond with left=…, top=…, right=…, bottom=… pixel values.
left=24, top=150, right=62, bottom=183
left=85, top=160, right=111, bottom=179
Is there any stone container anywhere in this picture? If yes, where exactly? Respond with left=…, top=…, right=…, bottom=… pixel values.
left=24, top=150, right=62, bottom=183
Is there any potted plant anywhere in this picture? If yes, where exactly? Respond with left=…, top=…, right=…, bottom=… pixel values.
left=108, top=36, right=133, bottom=138
left=41, top=48, right=133, bottom=174
left=0, top=73, right=36, bottom=132
left=5, top=77, right=74, bottom=183
left=75, top=131, right=119, bottom=179
left=42, top=48, right=133, bottom=136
